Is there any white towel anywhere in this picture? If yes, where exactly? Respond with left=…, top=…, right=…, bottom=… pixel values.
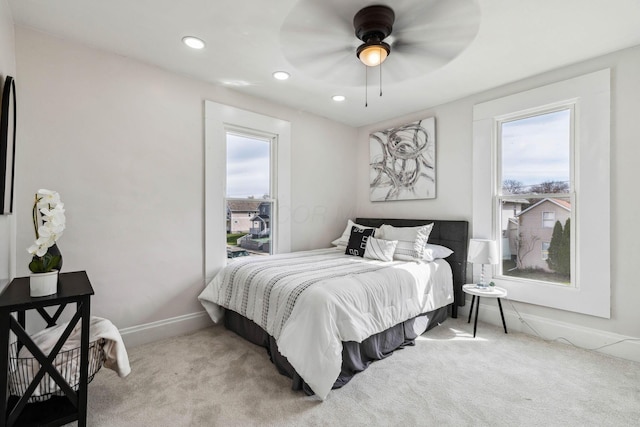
left=86, top=316, right=131, bottom=377
left=12, top=316, right=130, bottom=398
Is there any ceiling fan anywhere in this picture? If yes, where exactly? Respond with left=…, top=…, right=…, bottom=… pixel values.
left=280, top=0, right=481, bottom=87
left=353, top=5, right=395, bottom=67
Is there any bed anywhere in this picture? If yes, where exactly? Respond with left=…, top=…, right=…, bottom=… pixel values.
left=199, top=218, right=468, bottom=399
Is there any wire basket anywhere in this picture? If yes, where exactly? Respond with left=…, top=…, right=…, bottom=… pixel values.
left=8, top=339, right=105, bottom=403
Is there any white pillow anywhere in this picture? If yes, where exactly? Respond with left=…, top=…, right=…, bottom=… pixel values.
left=413, top=224, right=434, bottom=258
left=331, top=220, right=377, bottom=247
left=422, top=243, right=454, bottom=262
left=378, top=223, right=434, bottom=260
left=364, top=238, right=398, bottom=262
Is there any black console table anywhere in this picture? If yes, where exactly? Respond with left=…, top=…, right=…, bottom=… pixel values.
left=0, top=271, right=94, bottom=427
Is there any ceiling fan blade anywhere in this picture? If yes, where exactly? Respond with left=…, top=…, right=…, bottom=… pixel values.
left=284, top=46, right=356, bottom=78
left=280, top=0, right=368, bottom=83
left=308, top=54, right=363, bottom=85
left=392, top=21, right=480, bottom=54
left=285, top=47, right=363, bottom=86
left=391, top=0, right=480, bottom=54
left=284, top=45, right=352, bottom=64
left=392, top=37, right=470, bottom=61
left=393, top=0, right=480, bottom=33
left=280, top=0, right=355, bottom=41
left=385, top=0, right=480, bottom=76
left=382, top=50, right=448, bottom=82
left=391, top=46, right=451, bottom=69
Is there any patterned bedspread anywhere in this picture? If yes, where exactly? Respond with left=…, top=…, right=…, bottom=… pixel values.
left=199, top=247, right=453, bottom=399
left=214, top=249, right=392, bottom=339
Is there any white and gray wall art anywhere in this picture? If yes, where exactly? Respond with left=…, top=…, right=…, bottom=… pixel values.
left=369, top=117, right=436, bottom=201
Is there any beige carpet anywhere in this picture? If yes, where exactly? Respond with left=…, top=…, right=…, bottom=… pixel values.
left=76, top=317, right=639, bottom=426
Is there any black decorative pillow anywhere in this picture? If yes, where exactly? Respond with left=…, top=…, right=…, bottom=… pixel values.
left=345, top=226, right=375, bottom=257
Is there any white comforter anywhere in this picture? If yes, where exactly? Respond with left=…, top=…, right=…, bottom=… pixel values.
left=198, top=247, right=452, bottom=399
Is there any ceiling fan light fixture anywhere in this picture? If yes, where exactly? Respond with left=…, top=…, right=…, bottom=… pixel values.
left=357, top=40, right=390, bottom=67
left=353, top=5, right=395, bottom=67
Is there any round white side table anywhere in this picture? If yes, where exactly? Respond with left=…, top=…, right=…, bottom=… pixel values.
left=462, top=284, right=508, bottom=338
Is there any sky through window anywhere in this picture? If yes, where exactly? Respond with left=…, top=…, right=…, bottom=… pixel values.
left=226, top=133, right=270, bottom=198
left=501, top=109, right=570, bottom=189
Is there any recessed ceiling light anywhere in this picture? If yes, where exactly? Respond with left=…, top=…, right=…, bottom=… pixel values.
left=332, top=95, right=346, bottom=102
left=273, top=71, right=290, bottom=80
left=182, top=36, right=205, bottom=50
left=220, top=79, right=252, bottom=87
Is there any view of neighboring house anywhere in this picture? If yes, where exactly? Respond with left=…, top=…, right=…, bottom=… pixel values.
left=227, top=201, right=272, bottom=255
left=226, top=200, right=261, bottom=233
left=249, top=202, right=270, bottom=238
left=509, top=198, right=571, bottom=271
left=501, top=199, right=530, bottom=258
left=239, top=202, right=271, bottom=254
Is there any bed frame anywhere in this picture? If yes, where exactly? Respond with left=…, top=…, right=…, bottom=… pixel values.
left=224, top=218, right=469, bottom=395
left=355, top=218, right=469, bottom=318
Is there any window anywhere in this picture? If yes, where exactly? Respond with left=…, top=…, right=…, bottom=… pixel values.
left=542, top=212, right=555, bottom=228
left=497, top=108, right=573, bottom=287
left=472, top=69, right=610, bottom=318
left=541, top=242, right=550, bottom=261
left=205, top=101, right=291, bottom=282
left=225, top=130, right=276, bottom=258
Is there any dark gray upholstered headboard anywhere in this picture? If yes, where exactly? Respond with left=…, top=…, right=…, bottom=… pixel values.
left=356, top=218, right=469, bottom=318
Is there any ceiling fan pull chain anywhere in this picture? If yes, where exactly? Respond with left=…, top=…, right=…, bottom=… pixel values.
left=365, top=65, right=368, bottom=107
left=379, top=52, right=383, bottom=97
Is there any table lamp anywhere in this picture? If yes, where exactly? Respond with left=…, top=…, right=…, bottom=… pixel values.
left=468, top=239, right=499, bottom=287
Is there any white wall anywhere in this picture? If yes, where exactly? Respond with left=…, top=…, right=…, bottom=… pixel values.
left=13, top=27, right=357, bottom=343
left=0, top=0, right=16, bottom=292
left=356, top=45, right=640, bottom=345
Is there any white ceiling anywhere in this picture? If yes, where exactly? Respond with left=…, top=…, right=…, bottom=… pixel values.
left=8, top=0, right=640, bottom=127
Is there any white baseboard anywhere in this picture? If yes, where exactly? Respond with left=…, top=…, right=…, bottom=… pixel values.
left=119, top=311, right=214, bottom=348
left=459, top=296, right=640, bottom=363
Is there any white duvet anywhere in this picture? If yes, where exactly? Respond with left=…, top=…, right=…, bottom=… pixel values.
left=198, top=247, right=452, bottom=399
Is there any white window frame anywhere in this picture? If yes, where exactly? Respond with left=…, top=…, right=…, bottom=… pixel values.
left=472, top=69, right=610, bottom=318
left=225, top=126, right=278, bottom=255
left=205, top=101, right=291, bottom=282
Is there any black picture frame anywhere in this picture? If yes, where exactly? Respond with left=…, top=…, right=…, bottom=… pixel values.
left=0, top=75, right=16, bottom=214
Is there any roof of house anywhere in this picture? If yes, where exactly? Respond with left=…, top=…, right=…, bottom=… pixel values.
left=516, top=198, right=571, bottom=217
left=227, top=200, right=262, bottom=213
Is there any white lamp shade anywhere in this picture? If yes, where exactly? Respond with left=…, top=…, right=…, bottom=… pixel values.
left=467, top=239, right=499, bottom=264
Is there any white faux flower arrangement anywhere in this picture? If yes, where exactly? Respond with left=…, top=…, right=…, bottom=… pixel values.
left=27, top=189, right=66, bottom=273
